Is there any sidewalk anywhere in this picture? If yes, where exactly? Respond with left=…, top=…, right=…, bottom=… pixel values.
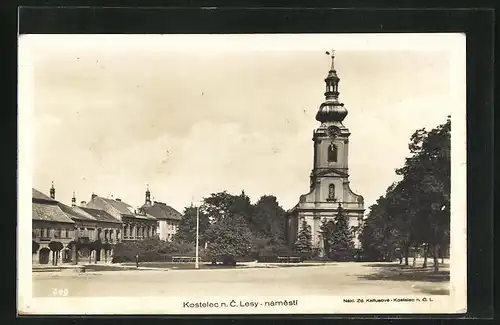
left=32, top=262, right=167, bottom=273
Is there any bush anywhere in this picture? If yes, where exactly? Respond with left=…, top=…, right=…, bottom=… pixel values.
left=222, top=255, right=236, bottom=266
left=111, top=255, right=128, bottom=263
left=257, top=254, right=278, bottom=263
left=252, top=240, right=291, bottom=263
left=111, top=239, right=198, bottom=263
left=32, top=241, right=40, bottom=254
left=328, top=249, right=356, bottom=262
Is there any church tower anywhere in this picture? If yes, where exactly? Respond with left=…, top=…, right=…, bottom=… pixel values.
left=145, top=184, right=152, bottom=206
left=285, top=51, right=364, bottom=254
left=49, top=181, right=55, bottom=199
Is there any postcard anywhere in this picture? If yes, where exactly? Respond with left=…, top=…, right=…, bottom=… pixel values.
left=18, top=33, right=466, bottom=315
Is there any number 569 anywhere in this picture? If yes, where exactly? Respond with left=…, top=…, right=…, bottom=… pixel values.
left=52, top=288, right=69, bottom=296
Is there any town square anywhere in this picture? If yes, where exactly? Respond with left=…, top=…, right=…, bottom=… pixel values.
left=33, top=260, right=449, bottom=298
left=18, top=33, right=465, bottom=314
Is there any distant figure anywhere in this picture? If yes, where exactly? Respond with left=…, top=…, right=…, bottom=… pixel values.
left=135, top=254, right=139, bottom=268
left=395, top=250, right=403, bottom=264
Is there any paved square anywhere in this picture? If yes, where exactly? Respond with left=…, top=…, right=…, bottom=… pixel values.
left=32, top=262, right=449, bottom=297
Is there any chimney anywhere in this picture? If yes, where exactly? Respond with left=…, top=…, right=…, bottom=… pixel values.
left=71, top=191, right=76, bottom=207
left=80, top=200, right=87, bottom=205
left=91, top=193, right=97, bottom=200
left=50, top=181, right=55, bottom=199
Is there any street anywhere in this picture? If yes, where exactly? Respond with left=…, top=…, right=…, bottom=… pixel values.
left=32, top=261, right=450, bottom=297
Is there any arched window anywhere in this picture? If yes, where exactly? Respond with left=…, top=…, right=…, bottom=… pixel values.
left=328, top=184, right=335, bottom=200
left=328, top=143, right=338, bottom=162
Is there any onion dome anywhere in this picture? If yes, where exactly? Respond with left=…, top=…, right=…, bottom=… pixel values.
left=315, top=50, right=348, bottom=123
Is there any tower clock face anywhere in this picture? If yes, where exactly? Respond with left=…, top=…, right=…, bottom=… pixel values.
left=327, top=126, right=341, bottom=138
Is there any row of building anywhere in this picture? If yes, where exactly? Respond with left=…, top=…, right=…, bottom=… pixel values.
left=32, top=183, right=182, bottom=264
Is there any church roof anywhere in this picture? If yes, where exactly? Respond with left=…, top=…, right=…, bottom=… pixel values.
left=316, top=50, right=347, bottom=123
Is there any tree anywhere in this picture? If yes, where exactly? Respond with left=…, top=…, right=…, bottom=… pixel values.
left=102, top=242, right=112, bottom=263
left=48, top=241, right=63, bottom=266
left=359, top=201, right=385, bottom=261
left=200, top=190, right=255, bottom=265
left=174, top=206, right=210, bottom=245
left=202, top=191, right=237, bottom=223
left=323, top=206, right=355, bottom=261
left=204, top=213, right=254, bottom=264
left=320, top=219, right=335, bottom=258
left=32, top=241, right=40, bottom=264
left=174, top=190, right=290, bottom=264
left=88, top=240, right=102, bottom=264
left=396, top=117, right=450, bottom=272
left=67, top=240, right=78, bottom=265
left=360, top=117, right=450, bottom=271
left=32, top=241, right=40, bottom=255
left=250, top=195, right=286, bottom=245
left=294, top=220, right=313, bottom=258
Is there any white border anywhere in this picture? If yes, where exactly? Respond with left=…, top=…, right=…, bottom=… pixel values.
left=18, top=33, right=467, bottom=315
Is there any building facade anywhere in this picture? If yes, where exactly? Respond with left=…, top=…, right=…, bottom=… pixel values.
left=85, top=194, right=158, bottom=242
left=285, top=52, right=365, bottom=254
left=32, top=187, right=75, bottom=264
left=32, top=183, right=173, bottom=265
left=139, top=186, right=182, bottom=241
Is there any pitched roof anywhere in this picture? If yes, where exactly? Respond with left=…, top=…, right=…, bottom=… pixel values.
left=95, top=197, right=156, bottom=220
left=99, top=197, right=137, bottom=217
left=142, top=201, right=182, bottom=221
left=32, top=202, right=75, bottom=224
left=32, top=188, right=56, bottom=202
left=57, top=202, right=96, bottom=221
left=80, top=207, right=122, bottom=224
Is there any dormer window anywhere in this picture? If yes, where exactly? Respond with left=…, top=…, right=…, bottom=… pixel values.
left=328, top=143, right=338, bottom=162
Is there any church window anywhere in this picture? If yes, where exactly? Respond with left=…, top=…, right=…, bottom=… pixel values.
left=328, top=143, right=338, bottom=162
left=328, top=184, right=335, bottom=200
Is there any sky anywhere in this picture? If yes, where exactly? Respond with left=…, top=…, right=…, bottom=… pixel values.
left=19, top=34, right=464, bottom=213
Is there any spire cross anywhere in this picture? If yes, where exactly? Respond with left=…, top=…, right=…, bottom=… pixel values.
left=330, top=50, right=335, bottom=70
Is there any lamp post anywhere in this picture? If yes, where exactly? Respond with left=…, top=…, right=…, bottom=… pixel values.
left=195, top=204, right=200, bottom=269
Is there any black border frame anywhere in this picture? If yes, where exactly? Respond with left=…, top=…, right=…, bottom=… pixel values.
left=11, top=5, right=495, bottom=321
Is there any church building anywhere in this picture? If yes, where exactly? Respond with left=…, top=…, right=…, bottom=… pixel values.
left=285, top=51, right=365, bottom=254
